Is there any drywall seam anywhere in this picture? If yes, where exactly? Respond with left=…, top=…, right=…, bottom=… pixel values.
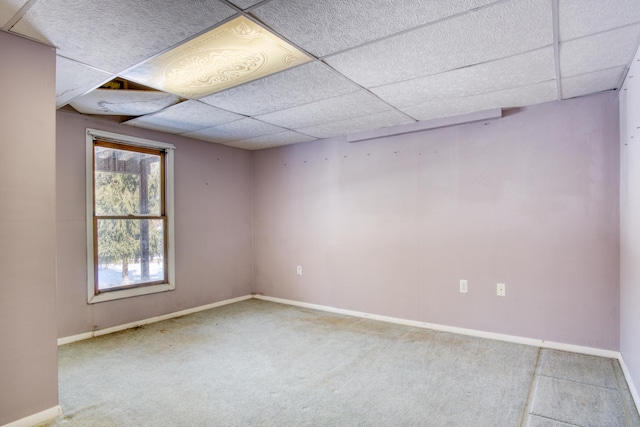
left=57, top=295, right=252, bottom=346
left=618, top=354, right=640, bottom=415
left=250, top=151, right=256, bottom=294
left=1, top=405, right=61, bottom=427
left=254, top=295, right=620, bottom=359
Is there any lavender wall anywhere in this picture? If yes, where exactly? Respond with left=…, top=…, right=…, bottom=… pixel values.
left=253, top=92, right=620, bottom=350
left=620, top=44, right=640, bottom=400
left=56, top=112, right=253, bottom=338
left=0, top=32, right=58, bottom=425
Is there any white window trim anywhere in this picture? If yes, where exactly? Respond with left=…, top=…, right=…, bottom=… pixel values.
left=86, top=128, right=176, bottom=304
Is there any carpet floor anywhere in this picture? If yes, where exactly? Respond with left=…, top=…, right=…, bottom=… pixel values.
left=39, top=299, right=640, bottom=426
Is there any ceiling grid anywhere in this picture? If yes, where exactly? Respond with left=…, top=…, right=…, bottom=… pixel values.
left=1, top=0, right=638, bottom=150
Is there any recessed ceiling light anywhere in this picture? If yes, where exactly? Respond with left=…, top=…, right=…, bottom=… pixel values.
left=121, top=16, right=312, bottom=98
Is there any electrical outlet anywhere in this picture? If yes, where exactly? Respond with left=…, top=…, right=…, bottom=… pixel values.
left=459, top=279, right=468, bottom=293
left=296, top=265, right=303, bottom=276
left=497, top=283, right=506, bottom=297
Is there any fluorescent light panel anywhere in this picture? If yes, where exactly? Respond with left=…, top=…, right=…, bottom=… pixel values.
left=122, top=16, right=312, bottom=99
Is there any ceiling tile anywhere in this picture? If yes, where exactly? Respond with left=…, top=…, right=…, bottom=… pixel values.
left=12, top=0, right=640, bottom=150
left=403, top=81, right=557, bottom=121
left=298, top=110, right=414, bottom=139
left=252, top=0, right=500, bottom=57
left=0, top=0, right=28, bottom=28
left=123, top=100, right=244, bottom=134
left=225, top=131, right=316, bottom=150
left=372, top=48, right=555, bottom=109
left=559, top=0, right=640, bottom=41
left=11, top=0, right=235, bottom=73
left=325, top=0, right=553, bottom=88
left=256, top=90, right=392, bottom=129
left=69, top=89, right=180, bottom=116
left=200, top=61, right=360, bottom=116
left=56, top=57, right=114, bottom=108
left=182, top=118, right=286, bottom=143
left=560, top=24, right=640, bottom=77
left=561, top=66, right=626, bottom=99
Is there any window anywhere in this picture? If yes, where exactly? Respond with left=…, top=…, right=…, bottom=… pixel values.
left=87, top=129, right=175, bottom=303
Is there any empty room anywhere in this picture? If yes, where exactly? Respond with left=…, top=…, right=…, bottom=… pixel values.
left=2, top=0, right=640, bottom=425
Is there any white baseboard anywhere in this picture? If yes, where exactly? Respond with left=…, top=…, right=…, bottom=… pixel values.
left=254, top=295, right=620, bottom=359
left=58, top=295, right=252, bottom=346
left=1, top=405, right=61, bottom=427
left=618, top=355, right=640, bottom=413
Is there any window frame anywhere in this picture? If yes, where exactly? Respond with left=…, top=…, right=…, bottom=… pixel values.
left=86, top=128, right=175, bottom=304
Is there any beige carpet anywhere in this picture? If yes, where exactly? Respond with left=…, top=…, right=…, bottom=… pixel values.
left=39, top=299, right=639, bottom=426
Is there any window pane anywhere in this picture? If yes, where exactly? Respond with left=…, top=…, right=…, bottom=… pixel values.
left=94, top=146, right=161, bottom=216
left=96, top=218, right=165, bottom=290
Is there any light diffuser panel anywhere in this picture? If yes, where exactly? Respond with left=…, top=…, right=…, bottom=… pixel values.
left=122, top=16, right=312, bottom=99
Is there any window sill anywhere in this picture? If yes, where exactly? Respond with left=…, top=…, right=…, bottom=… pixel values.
left=88, top=282, right=175, bottom=304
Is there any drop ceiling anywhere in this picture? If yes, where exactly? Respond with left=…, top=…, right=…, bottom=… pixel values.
left=2, top=0, right=639, bottom=150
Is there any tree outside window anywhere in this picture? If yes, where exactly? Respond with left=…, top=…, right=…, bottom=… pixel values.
left=93, top=142, right=167, bottom=292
